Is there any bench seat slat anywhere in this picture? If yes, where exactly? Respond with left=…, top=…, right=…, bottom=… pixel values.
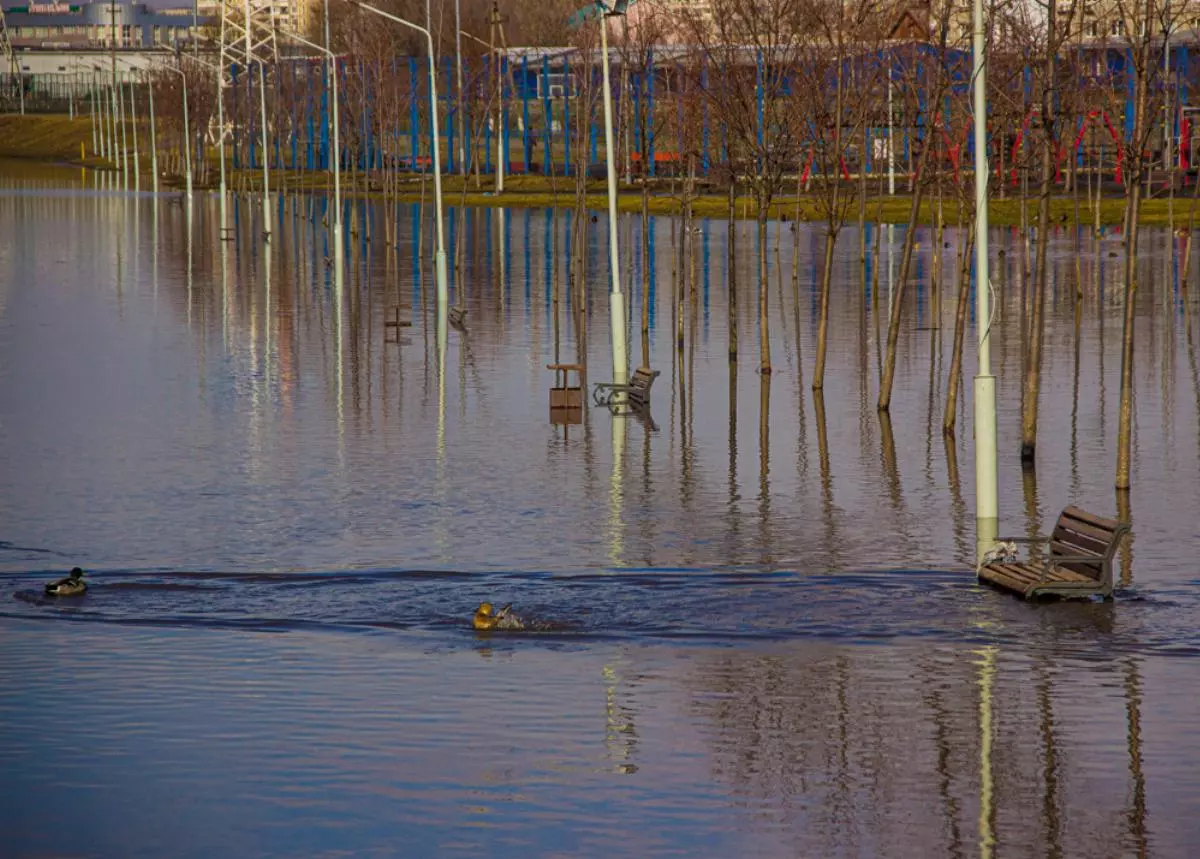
left=982, top=562, right=1095, bottom=584
left=1026, top=560, right=1097, bottom=583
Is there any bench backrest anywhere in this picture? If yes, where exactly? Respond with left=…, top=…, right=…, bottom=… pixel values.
left=1049, top=505, right=1129, bottom=582
left=628, top=368, right=660, bottom=405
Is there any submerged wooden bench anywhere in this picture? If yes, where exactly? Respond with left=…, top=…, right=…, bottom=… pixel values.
left=593, top=366, right=661, bottom=409
left=977, top=505, right=1131, bottom=600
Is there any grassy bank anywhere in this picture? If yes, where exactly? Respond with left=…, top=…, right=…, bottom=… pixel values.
left=233, top=170, right=1198, bottom=229
left=3, top=114, right=1195, bottom=228
left=0, top=115, right=100, bottom=164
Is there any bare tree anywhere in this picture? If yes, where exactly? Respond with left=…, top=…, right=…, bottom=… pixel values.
left=682, top=0, right=808, bottom=374
left=796, top=0, right=888, bottom=391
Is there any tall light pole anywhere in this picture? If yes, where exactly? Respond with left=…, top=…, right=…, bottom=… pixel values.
left=570, top=0, right=633, bottom=397
left=144, top=69, right=157, bottom=192
left=277, top=27, right=342, bottom=277
left=91, top=70, right=105, bottom=159
left=460, top=24, right=505, bottom=192
left=125, top=74, right=140, bottom=188
left=117, top=71, right=129, bottom=184
left=972, top=0, right=998, bottom=557
left=887, top=66, right=895, bottom=195
left=112, top=60, right=157, bottom=192
left=178, top=48, right=226, bottom=223
left=1164, top=10, right=1172, bottom=177
left=160, top=61, right=193, bottom=200
left=454, top=0, right=465, bottom=173
left=75, top=61, right=99, bottom=155
left=350, top=0, right=449, bottom=314
left=244, top=0, right=271, bottom=240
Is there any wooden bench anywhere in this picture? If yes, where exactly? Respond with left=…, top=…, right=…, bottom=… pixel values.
left=547, top=363, right=584, bottom=425
left=593, top=366, right=661, bottom=409
left=977, top=505, right=1131, bottom=600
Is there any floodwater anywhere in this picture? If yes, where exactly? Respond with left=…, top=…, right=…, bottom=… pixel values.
left=1, top=161, right=1199, bottom=857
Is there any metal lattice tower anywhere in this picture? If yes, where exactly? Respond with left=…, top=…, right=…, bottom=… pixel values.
left=219, top=0, right=278, bottom=72
left=220, top=0, right=278, bottom=237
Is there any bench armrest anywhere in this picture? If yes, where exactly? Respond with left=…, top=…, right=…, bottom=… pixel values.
left=1000, top=536, right=1051, bottom=543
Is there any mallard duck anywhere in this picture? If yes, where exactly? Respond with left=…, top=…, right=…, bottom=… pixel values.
left=45, top=567, right=87, bottom=596
left=473, top=602, right=524, bottom=631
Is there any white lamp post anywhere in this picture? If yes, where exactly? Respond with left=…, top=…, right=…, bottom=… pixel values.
left=349, top=0, right=449, bottom=314
left=160, top=62, right=193, bottom=200
left=460, top=27, right=505, bottom=193
left=971, top=0, right=998, bottom=556
left=178, top=48, right=228, bottom=226
left=277, top=26, right=342, bottom=278
left=570, top=0, right=633, bottom=399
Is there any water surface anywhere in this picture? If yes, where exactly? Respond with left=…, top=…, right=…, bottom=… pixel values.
left=2, top=162, right=1199, bottom=856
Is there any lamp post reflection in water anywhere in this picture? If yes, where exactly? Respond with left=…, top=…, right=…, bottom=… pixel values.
left=608, top=408, right=626, bottom=567
left=435, top=306, right=449, bottom=563
left=976, top=644, right=997, bottom=859
left=602, top=664, right=638, bottom=774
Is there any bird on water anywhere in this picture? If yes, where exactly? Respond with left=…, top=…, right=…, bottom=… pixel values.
left=45, top=567, right=87, bottom=596
left=473, top=602, right=524, bottom=631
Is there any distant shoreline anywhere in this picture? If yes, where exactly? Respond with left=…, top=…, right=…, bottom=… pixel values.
left=1, top=114, right=1193, bottom=229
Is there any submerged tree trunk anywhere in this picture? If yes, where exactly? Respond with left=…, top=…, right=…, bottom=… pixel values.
left=757, top=187, right=772, bottom=374
left=641, top=181, right=651, bottom=369
left=877, top=139, right=935, bottom=411
left=812, top=227, right=838, bottom=389
left=728, top=177, right=738, bottom=362
left=943, top=224, right=976, bottom=435
left=1117, top=2, right=1153, bottom=490
left=1020, top=0, right=1057, bottom=465
left=1116, top=178, right=1142, bottom=489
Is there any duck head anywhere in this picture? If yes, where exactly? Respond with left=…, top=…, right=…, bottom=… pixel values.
left=473, top=602, right=497, bottom=630
left=70, top=567, right=85, bottom=580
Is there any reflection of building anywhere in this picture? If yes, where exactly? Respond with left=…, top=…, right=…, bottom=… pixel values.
left=1, top=0, right=204, bottom=49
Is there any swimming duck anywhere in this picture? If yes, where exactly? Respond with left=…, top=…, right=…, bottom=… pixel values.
left=473, top=602, right=524, bottom=631
left=45, top=567, right=87, bottom=596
